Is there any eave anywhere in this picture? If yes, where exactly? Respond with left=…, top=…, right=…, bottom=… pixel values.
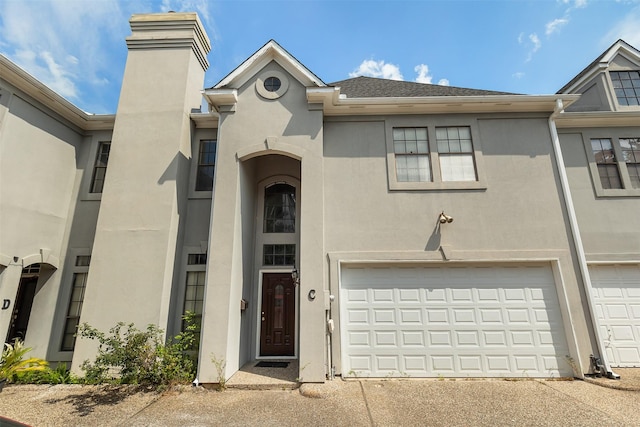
left=1, top=54, right=115, bottom=131
left=190, top=111, right=219, bottom=128
left=307, top=88, right=580, bottom=115
left=555, top=110, right=640, bottom=128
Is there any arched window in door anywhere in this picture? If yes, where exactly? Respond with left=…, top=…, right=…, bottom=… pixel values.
left=263, top=183, right=296, bottom=233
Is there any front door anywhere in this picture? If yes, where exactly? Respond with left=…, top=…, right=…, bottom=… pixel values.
left=6, top=276, right=38, bottom=343
left=260, top=273, right=296, bottom=356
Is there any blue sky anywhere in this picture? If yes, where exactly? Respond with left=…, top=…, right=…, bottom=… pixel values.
left=1, top=0, right=639, bottom=114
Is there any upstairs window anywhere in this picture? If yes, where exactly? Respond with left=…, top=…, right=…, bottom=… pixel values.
left=393, top=127, right=431, bottom=182
left=610, top=71, right=640, bottom=106
left=90, top=142, right=110, bottom=193
left=591, top=138, right=622, bottom=189
left=620, top=138, right=640, bottom=188
left=196, top=140, right=216, bottom=191
left=436, top=126, right=476, bottom=181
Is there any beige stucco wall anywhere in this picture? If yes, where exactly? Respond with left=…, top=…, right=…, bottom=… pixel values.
left=558, top=128, right=640, bottom=259
left=72, top=14, right=210, bottom=372
left=199, top=60, right=326, bottom=382
left=323, top=114, right=596, bottom=374
left=0, top=85, right=84, bottom=358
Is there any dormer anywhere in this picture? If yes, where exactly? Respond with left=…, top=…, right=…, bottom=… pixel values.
left=558, top=40, right=640, bottom=112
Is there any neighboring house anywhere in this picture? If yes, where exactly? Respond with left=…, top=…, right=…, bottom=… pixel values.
left=0, top=12, right=638, bottom=384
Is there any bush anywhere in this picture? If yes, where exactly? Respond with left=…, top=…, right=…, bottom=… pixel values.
left=13, top=363, right=78, bottom=384
left=0, top=340, right=48, bottom=383
left=77, top=313, right=199, bottom=387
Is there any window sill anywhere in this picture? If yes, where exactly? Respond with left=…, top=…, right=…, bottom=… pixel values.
left=189, top=190, right=213, bottom=200
left=594, top=187, right=640, bottom=198
left=389, top=179, right=487, bottom=191
left=80, top=193, right=102, bottom=202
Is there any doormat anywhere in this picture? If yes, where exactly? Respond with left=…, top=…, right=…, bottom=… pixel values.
left=255, top=361, right=289, bottom=368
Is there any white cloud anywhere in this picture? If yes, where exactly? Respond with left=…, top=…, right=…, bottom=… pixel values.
left=512, top=72, right=525, bottom=79
left=602, top=6, right=640, bottom=48
left=437, top=79, right=450, bottom=86
left=560, top=0, right=588, bottom=8
left=519, top=33, right=541, bottom=62
left=350, top=59, right=403, bottom=80
left=529, top=33, right=541, bottom=52
left=545, top=18, right=569, bottom=36
left=414, top=64, right=432, bottom=84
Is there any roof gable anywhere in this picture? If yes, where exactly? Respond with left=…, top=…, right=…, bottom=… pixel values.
left=558, top=39, right=640, bottom=94
left=212, top=40, right=325, bottom=90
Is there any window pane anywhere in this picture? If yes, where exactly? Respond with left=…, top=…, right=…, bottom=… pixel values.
left=263, top=244, right=295, bottom=265
left=597, top=164, right=622, bottom=189
left=90, top=142, right=111, bottom=194
left=195, top=140, right=216, bottom=191
left=263, top=184, right=296, bottom=233
left=396, top=154, right=430, bottom=182
left=440, top=154, right=476, bottom=181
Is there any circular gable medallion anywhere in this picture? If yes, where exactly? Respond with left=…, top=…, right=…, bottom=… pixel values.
left=256, top=70, right=289, bottom=99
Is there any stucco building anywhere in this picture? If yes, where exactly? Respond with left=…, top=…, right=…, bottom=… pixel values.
left=0, top=12, right=638, bottom=383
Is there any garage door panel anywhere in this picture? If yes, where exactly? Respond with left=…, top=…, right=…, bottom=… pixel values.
left=341, top=265, right=571, bottom=378
left=591, top=264, right=640, bottom=367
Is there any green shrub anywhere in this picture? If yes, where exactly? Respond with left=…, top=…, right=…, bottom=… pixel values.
left=77, top=312, right=199, bottom=387
left=13, top=363, right=78, bottom=384
left=0, top=340, right=48, bottom=383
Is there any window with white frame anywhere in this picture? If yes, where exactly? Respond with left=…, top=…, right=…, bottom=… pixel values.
left=589, top=136, right=640, bottom=194
left=195, top=140, right=216, bottom=191
left=61, top=255, right=90, bottom=351
left=183, top=254, right=206, bottom=331
left=610, top=71, right=640, bottom=106
left=90, top=142, right=110, bottom=193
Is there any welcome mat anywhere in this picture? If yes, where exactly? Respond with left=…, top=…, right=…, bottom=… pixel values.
left=255, top=361, right=289, bottom=368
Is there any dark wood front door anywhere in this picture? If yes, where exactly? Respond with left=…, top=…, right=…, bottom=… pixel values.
left=260, top=273, right=296, bottom=356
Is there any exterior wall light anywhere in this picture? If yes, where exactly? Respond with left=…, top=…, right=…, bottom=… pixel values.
left=439, top=211, right=453, bottom=224
left=291, top=267, right=299, bottom=285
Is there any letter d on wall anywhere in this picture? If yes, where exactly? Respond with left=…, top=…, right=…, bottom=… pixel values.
left=1, top=299, right=10, bottom=310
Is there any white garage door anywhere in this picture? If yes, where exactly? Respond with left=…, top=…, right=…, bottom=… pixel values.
left=340, top=264, right=571, bottom=378
left=590, top=264, right=640, bottom=367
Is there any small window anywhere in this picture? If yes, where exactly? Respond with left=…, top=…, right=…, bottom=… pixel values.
left=591, top=138, right=622, bottom=189
left=90, top=142, right=111, bottom=193
left=263, top=184, right=296, bottom=233
left=195, top=140, right=216, bottom=191
left=610, top=71, right=640, bottom=106
left=264, top=77, right=281, bottom=92
left=393, top=128, right=431, bottom=182
left=61, top=256, right=90, bottom=351
left=436, top=126, right=476, bottom=181
left=263, top=244, right=295, bottom=266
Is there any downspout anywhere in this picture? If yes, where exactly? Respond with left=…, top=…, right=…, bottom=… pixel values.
left=548, top=99, right=619, bottom=379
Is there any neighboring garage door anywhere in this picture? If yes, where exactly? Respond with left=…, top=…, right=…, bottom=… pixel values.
left=590, top=264, right=640, bottom=367
left=340, top=264, right=571, bottom=378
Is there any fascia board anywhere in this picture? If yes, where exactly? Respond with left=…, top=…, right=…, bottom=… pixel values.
left=214, top=41, right=325, bottom=90
left=1, top=54, right=113, bottom=131
left=555, top=111, right=640, bottom=128
left=308, top=91, right=579, bottom=114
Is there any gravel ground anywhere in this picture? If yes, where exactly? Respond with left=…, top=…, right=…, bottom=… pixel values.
left=0, top=377, right=639, bottom=426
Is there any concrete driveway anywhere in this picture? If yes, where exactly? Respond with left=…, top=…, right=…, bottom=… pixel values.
left=0, top=379, right=639, bottom=426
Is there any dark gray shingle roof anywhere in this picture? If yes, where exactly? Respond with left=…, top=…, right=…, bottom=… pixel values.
left=328, top=76, right=516, bottom=98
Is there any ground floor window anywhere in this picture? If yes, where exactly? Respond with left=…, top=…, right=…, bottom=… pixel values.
left=61, top=256, right=90, bottom=351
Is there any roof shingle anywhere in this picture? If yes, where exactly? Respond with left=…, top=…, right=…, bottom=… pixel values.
left=328, top=76, right=516, bottom=98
